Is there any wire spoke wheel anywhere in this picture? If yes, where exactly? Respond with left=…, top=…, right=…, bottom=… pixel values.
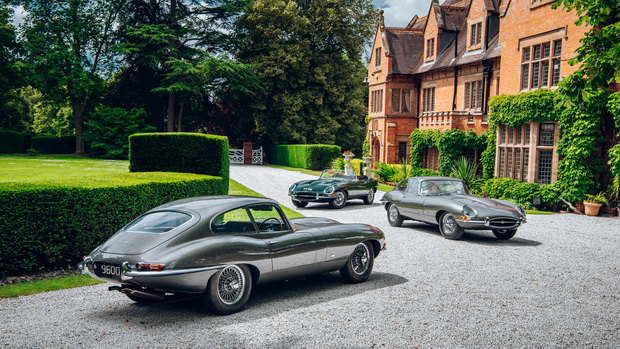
left=217, top=265, right=246, bottom=305
left=350, top=243, right=370, bottom=275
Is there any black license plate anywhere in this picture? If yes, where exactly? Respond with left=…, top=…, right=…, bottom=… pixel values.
left=94, top=262, right=123, bottom=281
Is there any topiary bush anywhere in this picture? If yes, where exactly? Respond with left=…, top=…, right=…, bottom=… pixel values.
left=129, top=133, right=230, bottom=192
left=482, top=177, right=560, bottom=209
left=0, top=130, right=24, bottom=153
left=271, top=144, right=341, bottom=170
left=0, top=173, right=226, bottom=277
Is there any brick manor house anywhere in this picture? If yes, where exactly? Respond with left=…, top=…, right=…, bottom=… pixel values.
left=367, top=0, right=588, bottom=184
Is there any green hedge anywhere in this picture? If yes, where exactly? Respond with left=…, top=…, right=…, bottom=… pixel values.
left=0, top=173, right=226, bottom=277
left=0, top=130, right=24, bottom=153
left=30, top=135, right=76, bottom=154
left=129, top=133, right=229, bottom=192
left=482, top=177, right=560, bottom=209
left=271, top=144, right=341, bottom=170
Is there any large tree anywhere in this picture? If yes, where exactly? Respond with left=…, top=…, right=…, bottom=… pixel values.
left=113, top=0, right=256, bottom=133
left=0, top=5, right=26, bottom=131
left=236, top=0, right=376, bottom=150
left=20, top=0, right=125, bottom=153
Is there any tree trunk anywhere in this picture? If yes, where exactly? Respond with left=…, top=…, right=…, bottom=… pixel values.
left=167, top=91, right=176, bottom=132
left=72, top=98, right=86, bottom=154
left=177, top=99, right=186, bottom=132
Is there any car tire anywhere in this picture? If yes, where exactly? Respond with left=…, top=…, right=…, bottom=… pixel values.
left=439, top=212, right=464, bottom=240
left=202, top=264, right=252, bottom=315
left=363, top=189, right=375, bottom=205
left=340, top=242, right=374, bottom=283
left=387, top=203, right=404, bottom=227
left=291, top=199, right=308, bottom=208
left=329, top=190, right=347, bottom=209
left=492, top=229, right=517, bottom=240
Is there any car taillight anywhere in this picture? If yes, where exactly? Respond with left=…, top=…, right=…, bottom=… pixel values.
left=136, top=263, right=166, bottom=270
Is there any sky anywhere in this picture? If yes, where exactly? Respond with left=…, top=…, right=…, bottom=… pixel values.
left=372, top=0, right=431, bottom=27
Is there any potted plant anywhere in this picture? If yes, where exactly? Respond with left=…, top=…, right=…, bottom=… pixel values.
left=343, top=150, right=354, bottom=160
left=583, top=192, right=609, bottom=216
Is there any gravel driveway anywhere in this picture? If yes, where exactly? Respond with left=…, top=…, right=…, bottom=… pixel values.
left=1, top=165, right=619, bottom=348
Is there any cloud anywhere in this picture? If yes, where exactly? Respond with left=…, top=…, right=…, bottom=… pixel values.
left=373, top=0, right=431, bottom=27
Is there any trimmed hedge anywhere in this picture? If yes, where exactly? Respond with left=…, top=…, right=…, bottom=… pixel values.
left=0, top=130, right=24, bottom=153
left=129, top=133, right=229, bottom=192
left=0, top=173, right=226, bottom=277
left=30, top=135, right=76, bottom=154
left=482, top=177, right=560, bottom=209
left=271, top=144, right=341, bottom=170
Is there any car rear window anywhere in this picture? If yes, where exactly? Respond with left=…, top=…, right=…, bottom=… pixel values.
left=125, top=211, right=192, bottom=234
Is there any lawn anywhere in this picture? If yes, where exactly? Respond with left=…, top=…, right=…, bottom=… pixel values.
left=0, top=154, right=302, bottom=297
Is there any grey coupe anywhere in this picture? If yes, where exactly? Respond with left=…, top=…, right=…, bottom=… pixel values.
left=81, top=195, right=386, bottom=315
left=381, top=176, right=526, bottom=240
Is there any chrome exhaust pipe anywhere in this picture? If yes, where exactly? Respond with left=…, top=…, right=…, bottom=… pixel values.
left=109, top=285, right=166, bottom=301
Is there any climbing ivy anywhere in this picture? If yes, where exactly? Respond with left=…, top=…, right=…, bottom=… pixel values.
left=409, top=128, right=487, bottom=176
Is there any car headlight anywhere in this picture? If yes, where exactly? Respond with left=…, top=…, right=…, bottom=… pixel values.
left=516, top=205, right=526, bottom=216
left=462, top=205, right=477, bottom=217
left=324, top=186, right=335, bottom=194
left=289, top=184, right=297, bottom=192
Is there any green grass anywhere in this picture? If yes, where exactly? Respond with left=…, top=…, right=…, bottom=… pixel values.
left=0, top=275, right=103, bottom=298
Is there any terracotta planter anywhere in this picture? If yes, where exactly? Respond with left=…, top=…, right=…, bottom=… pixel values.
left=583, top=202, right=602, bottom=216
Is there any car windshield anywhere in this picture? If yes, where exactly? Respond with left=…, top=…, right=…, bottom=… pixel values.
left=125, top=211, right=192, bottom=234
left=320, top=169, right=356, bottom=181
left=420, top=180, right=467, bottom=196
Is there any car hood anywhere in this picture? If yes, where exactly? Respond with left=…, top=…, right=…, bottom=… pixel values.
left=293, top=179, right=344, bottom=190
left=447, top=195, right=521, bottom=215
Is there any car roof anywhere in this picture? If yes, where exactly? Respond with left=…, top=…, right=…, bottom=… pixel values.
left=410, top=176, right=462, bottom=181
left=151, top=195, right=279, bottom=215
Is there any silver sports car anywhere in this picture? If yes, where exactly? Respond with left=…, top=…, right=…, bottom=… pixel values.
left=381, top=176, right=526, bottom=240
left=81, top=196, right=386, bottom=315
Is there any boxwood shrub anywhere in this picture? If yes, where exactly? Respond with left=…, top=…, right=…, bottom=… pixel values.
left=0, top=130, right=24, bottom=153
left=129, top=133, right=229, bottom=192
left=482, top=177, right=560, bottom=209
left=0, top=173, right=226, bottom=277
left=30, top=135, right=75, bottom=154
left=271, top=144, right=341, bottom=170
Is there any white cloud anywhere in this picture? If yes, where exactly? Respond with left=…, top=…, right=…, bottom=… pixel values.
left=373, top=0, right=431, bottom=27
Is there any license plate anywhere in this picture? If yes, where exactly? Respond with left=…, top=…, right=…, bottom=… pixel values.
left=94, top=262, right=123, bottom=281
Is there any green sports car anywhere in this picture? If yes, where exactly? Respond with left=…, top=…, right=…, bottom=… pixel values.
left=288, top=169, right=379, bottom=209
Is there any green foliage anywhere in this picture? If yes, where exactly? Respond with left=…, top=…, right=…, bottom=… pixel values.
left=0, top=172, right=226, bottom=277
left=0, top=6, right=25, bottom=132
left=0, top=130, right=24, bottom=153
left=374, top=161, right=440, bottom=183
left=83, top=106, right=155, bottom=159
left=584, top=192, right=609, bottom=205
left=409, top=128, right=488, bottom=176
left=553, top=0, right=620, bottom=97
left=21, top=0, right=126, bottom=153
left=483, top=177, right=560, bottom=209
left=449, top=157, right=482, bottom=194
left=487, top=89, right=561, bottom=126
left=270, top=144, right=341, bottom=170
left=236, top=0, right=376, bottom=151
left=30, top=135, right=75, bottom=154
left=129, top=133, right=230, bottom=192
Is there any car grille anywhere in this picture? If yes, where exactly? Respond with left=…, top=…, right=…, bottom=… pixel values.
left=487, top=217, right=519, bottom=228
left=295, top=192, right=318, bottom=200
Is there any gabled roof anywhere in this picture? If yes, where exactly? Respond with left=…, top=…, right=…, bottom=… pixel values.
left=383, top=28, right=425, bottom=74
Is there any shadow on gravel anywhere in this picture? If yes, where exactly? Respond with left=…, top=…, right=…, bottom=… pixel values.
left=89, top=271, right=407, bottom=324
left=398, top=222, right=542, bottom=247
left=293, top=201, right=383, bottom=212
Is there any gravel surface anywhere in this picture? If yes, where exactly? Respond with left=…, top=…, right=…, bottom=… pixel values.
left=1, top=164, right=619, bottom=348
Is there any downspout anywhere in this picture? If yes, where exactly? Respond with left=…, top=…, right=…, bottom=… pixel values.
left=452, top=30, right=459, bottom=112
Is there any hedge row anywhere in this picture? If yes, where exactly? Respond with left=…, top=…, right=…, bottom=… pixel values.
left=271, top=144, right=341, bottom=170
left=0, top=173, right=226, bottom=277
left=129, top=133, right=229, bottom=192
left=0, top=130, right=75, bottom=154
left=482, top=177, right=560, bottom=209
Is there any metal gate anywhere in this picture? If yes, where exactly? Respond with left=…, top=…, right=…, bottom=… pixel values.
left=229, top=147, right=263, bottom=165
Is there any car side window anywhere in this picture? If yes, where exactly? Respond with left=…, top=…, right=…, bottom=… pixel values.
left=248, top=205, right=290, bottom=232
left=211, top=208, right=257, bottom=235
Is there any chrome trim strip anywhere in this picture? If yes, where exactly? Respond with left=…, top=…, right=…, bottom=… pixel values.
left=124, top=264, right=226, bottom=277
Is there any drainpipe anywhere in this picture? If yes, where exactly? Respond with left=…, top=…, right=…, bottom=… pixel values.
left=452, top=30, right=459, bottom=112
